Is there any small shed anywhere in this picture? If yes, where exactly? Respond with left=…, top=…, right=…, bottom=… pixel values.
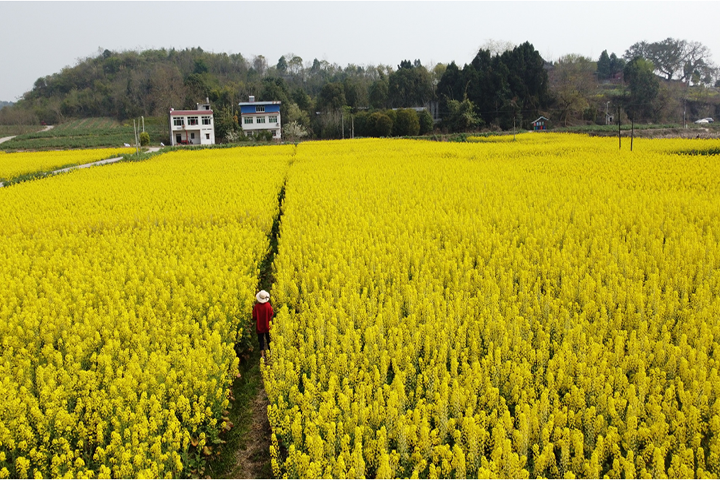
left=532, top=116, right=549, bottom=131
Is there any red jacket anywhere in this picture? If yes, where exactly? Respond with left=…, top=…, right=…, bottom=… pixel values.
left=253, top=302, right=273, bottom=334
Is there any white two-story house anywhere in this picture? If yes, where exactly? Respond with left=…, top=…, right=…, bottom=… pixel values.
left=239, top=96, right=281, bottom=140
left=169, top=100, right=215, bottom=146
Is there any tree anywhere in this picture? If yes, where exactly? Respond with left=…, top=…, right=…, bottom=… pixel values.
left=369, top=73, right=389, bottom=109
left=624, top=38, right=717, bottom=84
left=388, top=61, right=434, bottom=108
left=443, top=95, right=480, bottom=132
left=418, top=109, right=434, bottom=135
left=597, top=50, right=611, bottom=80
left=343, top=77, right=365, bottom=109
left=551, top=54, right=597, bottom=126
left=148, top=64, right=185, bottom=116
left=436, top=61, right=465, bottom=117
left=394, top=109, right=420, bottom=136
left=193, top=59, right=209, bottom=75
left=648, top=38, right=685, bottom=80
left=277, top=56, right=288, bottom=73
left=623, top=57, right=659, bottom=121
left=443, top=42, right=548, bottom=129
left=316, top=82, right=346, bottom=112
left=283, top=121, right=308, bottom=142
left=609, top=53, right=625, bottom=79
left=292, top=88, right=312, bottom=113
left=285, top=103, right=310, bottom=129
left=252, top=55, right=267, bottom=76
left=288, top=56, right=304, bottom=77
left=260, top=77, right=291, bottom=119
left=623, top=41, right=652, bottom=62
left=184, top=73, right=211, bottom=107
left=682, top=41, right=717, bottom=85
left=214, top=104, right=239, bottom=142
left=366, top=112, right=393, bottom=137
left=478, top=39, right=515, bottom=57
left=431, top=63, right=447, bottom=87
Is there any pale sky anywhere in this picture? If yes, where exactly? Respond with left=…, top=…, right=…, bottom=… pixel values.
left=2, top=1, right=720, bottom=101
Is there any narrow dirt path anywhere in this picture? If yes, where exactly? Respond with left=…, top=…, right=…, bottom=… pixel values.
left=228, top=175, right=289, bottom=479
left=0, top=145, right=164, bottom=188
left=0, top=125, right=53, bottom=145
left=233, top=386, right=272, bottom=478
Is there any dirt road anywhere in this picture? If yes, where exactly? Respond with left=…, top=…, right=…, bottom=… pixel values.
left=0, top=144, right=163, bottom=188
left=0, top=125, right=54, bottom=145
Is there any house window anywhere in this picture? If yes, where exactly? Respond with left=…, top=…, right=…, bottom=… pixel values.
left=244, top=117, right=253, bottom=125
left=255, top=106, right=265, bottom=113
left=268, top=115, right=278, bottom=123
left=206, top=133, right=210, bottom=140
left=173, top=117, right=184, bottom=127
left=191, top=133, right=195, bottom=139
left=256, top=116, right=266, bottom=124
left=188, top=116, right=199, bottom=126
left=202, top=116, right=212, bottom=125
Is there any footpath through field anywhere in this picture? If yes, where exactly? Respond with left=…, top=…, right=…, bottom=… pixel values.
left=51, top=146, right=162, bottom=174
left=227, top=160, right=290, bottom=478
left=0, top=124, right=54, bottom=145
left=0, top=144, right=163, bottom=188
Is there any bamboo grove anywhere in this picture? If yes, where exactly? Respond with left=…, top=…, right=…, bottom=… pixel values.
left=2, top=135, right=720, bottom=478
left=265, top=136, right=720, bottom=478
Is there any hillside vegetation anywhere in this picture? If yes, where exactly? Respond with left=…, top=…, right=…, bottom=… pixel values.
left=1, top=39, right=719, bottom=141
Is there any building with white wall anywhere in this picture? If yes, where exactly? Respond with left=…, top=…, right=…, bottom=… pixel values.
left=169, top=100, right=215, bottom=146
left=239, top=96, right=281, bottom=140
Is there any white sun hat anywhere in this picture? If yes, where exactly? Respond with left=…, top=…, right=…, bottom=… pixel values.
left=256, top=290, right=270, bottom=303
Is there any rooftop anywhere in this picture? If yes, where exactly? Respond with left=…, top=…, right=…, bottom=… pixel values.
left=170, top=109, right=214, bottom=115
left=238, top=101, right=282, bottom=106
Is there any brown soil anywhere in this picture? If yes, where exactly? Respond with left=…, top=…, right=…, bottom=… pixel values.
left=231, top=381, right=272, bottom=478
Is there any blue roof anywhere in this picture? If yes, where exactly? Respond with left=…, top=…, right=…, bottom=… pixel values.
left=240, top=104, right=280, bottom=114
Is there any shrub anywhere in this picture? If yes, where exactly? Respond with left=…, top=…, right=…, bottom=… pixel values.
left=367, top=112, right=393, bottom=137
left=394, top=109, right=420, bottom=137
left=418, top=109, right=434, bottom=135
left=139, top=131, right=150, bottom=146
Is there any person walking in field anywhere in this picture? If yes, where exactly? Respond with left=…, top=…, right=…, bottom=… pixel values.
left=253, top=290, right=273, bottom=361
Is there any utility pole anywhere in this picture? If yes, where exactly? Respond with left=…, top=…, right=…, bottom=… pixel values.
left=631, top=117, right=634, bottom=151
left=351, top=115, right=354, bottom=139
left=142, top=116, right=145, bottom=133
left=133, top=119, right=139, bottom=156
left=341, top=112, right=344, bottom=140
left=605, top=101, right=610, bottom=125
left=617, top=106, right=621, bottom=150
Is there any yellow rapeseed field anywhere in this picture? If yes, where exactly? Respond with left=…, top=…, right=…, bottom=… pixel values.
left=0, top=148, right=134, bottom=183
left=265, top=135, right=720, bottom=478
left=0, top=146, right=292, bottom=478
left=3, top=135, right=720, bottom=479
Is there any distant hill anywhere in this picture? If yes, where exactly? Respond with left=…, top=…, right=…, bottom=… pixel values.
left=0, top=101, right=13, bottom=110
left=0, top=47, right=393, bottom=127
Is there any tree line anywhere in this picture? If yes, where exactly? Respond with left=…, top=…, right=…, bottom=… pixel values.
left=1, top=38, right=718, bottom=141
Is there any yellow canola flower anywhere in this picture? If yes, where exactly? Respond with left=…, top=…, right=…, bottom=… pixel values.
left=0, top=145, right=292, bottom=478
left=0, top=148, right=134, bottom=182
left=265, top=136, right=720, bottom=479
